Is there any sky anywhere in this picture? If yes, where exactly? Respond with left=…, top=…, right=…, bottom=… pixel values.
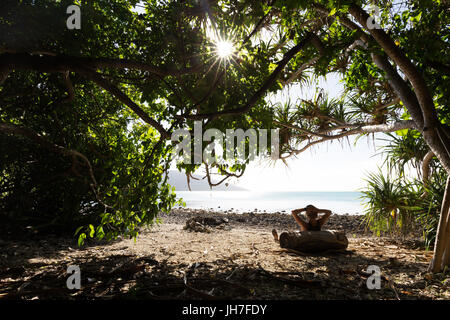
left=222, top=74, right=387, bottom=192
left=228, top=135, right=384, bottom=192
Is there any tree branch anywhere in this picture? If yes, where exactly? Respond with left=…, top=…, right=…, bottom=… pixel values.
left=203, top=162, right=244, bottom=188
left=0, top=52, right=201, bottom=77
left=348, top=4, right=439, bottom=131
left=281, top=56, right=318, bottom=86
left=176, top=33, right=315, bottom=120
left=241, top=7, right=273, bottom=46
left=277, top=120, right=415, bottom=138
left=282, top=129, right=360, bottom=159
left=311, top=3, right=371, bottom=43
left=359, top=120, right=416, bottom=133
left=79, top=70, right=170, bottom=139
left=312, top=3, right=426, bottom=129
left=422, top=150, right=435, bottom=189
left=279, top=120, right=416, bottom=159
left=299, top=3, right=450, bottom=173
left=371, top=54, right=424, bottom=127
left=425, top=60, right=450, bottom=76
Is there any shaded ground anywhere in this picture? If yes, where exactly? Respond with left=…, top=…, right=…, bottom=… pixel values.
left=0, top=209, right=449, bottom=300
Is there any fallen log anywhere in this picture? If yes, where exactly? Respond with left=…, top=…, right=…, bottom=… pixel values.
left=279, top=230, right=348, bottom=253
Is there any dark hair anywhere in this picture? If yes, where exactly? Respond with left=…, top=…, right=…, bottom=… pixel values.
left=306, top=204, right=318, bottom=210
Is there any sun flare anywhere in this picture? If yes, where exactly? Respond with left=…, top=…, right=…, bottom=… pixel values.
left=215, top=40, right=234, bottom=59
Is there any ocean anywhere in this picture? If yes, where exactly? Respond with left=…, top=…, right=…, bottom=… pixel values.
left=175, top=191, right=366, bottom=215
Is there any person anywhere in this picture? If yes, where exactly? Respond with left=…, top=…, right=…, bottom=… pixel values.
left=272, top=205, right=332, bottom=242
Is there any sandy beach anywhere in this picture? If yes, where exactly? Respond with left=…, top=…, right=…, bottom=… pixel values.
left=0, top=209, right=448, bottom=300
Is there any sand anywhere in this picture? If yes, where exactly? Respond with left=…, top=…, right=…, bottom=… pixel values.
left=0, top=209, right=449, bottom=300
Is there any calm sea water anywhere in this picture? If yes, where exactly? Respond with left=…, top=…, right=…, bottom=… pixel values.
left=175, top=191, right=366, bottom=215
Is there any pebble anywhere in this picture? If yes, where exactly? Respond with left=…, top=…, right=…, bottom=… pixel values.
left=167, top=208, right=367, bottom=234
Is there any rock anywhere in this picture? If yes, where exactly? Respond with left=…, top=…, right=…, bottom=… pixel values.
left=183, top=219, right=210, bottom=233
left=183, top=216, right=230, bottom=233
left=166, top=208, right=367, bottom=235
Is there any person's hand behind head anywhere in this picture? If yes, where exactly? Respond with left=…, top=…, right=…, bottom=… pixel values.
left=306, top=211, right=318, bottom=220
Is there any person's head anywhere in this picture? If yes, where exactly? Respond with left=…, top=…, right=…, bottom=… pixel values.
left=305, top=205, right=319, bottom=220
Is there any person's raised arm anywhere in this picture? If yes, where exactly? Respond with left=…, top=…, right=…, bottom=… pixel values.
left=291, top=210, right=309, bottom=231
left=318, top=209, right=332, bottom=227
left=291, top=208, right=306, bottom=215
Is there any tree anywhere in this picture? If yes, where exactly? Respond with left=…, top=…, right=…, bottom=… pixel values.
left=1, top=0, right=449, bottom=272
left=257, top=0, right=450, bottom=272
left=0, top=0, right=277, bottom=241
left=360, top=131, right=447, bottom=247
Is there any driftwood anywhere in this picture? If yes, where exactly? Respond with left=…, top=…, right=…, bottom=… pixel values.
left=279, top=230, right=348, bottom=253
left=183, top=216, right=230, bottom=233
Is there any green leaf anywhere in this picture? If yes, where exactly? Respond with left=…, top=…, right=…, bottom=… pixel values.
left=74, top=226, right=84, bottom=236
left=78, top=233, right=87, bottom=247
left=89, top=224, right=95, bottom=238
left=395, top=129, right=409, bottom=136
left=96, top=226, right=105, bottom=240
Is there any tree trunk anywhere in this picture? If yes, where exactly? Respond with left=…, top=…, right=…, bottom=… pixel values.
left=321, top=3, right=450, bottom=273
left=442, top=222, right=450, bottom=267
left=279, top=230, right=348, bottom=253
left=429, top=177, right=450, bottom=272
left=422, top=151, right=435, bottom=187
